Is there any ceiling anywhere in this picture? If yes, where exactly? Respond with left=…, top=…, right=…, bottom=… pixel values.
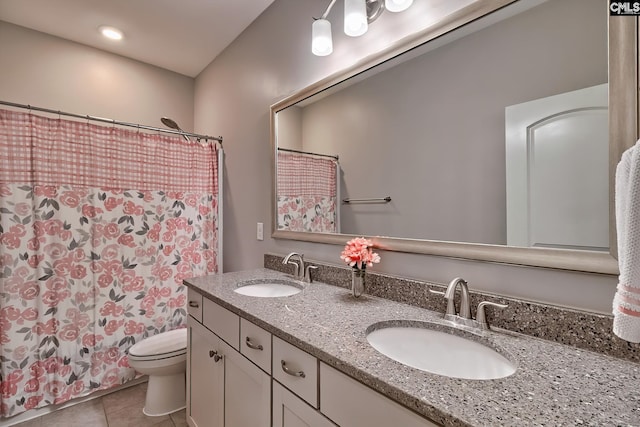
left=0, top=0, right=275, bottom=77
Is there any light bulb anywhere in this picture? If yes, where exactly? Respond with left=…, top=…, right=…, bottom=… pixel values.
left=385, top=0, right=413, bottom=13
left=344, top=0, right=368, bottom=37
left=99, top=25, right=123, bottom=41
left=312, top=19, right=333, bottom=56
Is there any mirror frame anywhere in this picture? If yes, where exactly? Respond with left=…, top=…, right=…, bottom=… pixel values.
left=271, top=0, right=638, bottom=275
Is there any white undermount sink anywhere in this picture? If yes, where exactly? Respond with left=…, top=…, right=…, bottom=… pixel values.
left=233, top=278, right=302, bottom=297
left=366, top=321, right=516, bottom=380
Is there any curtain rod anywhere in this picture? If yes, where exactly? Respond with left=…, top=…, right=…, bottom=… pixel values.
left=277, top=147, right=338, bottom=160
left=0, top=100, right=223, bottom=145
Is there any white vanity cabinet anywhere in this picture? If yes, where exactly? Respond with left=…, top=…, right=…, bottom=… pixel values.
left=320, top=363, right=438, bottom=427
left=222, top=337, right=271, bottom=427
left=273, top=381, right=336, bottom=427
left=188, top=320, right=224, bottom=427
left=187, top=299, right=270, bottom=427
left=187, top=290, right=438, bottom=427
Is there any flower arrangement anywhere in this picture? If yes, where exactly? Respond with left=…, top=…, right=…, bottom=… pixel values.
left=340, top=237, right=380, bottom=270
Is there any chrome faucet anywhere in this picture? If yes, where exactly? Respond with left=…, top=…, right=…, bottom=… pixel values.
left=282, top=252, right=318, bottom=283
left=430, top=277, right=508, bottom=330
left=283, top=252, right=305, bottom=279
left=443, top=277, right=471, bottom=319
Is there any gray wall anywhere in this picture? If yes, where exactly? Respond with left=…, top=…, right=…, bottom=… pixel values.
left=0, top=21, right=194, bottom=131
left=194, top=0, right=618, bottom=314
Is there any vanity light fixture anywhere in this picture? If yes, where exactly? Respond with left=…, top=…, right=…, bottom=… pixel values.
left=99, top=25, right=124, bottom=41
left=312, top=0, right=413, bottom=56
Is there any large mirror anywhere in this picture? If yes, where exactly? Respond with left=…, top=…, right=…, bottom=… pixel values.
left=271, top=0, right=638, bottom=274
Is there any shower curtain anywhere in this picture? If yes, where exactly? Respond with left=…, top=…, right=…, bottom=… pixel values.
left=0, top=109, right=219, bottom=418
left=277, top=151, right=338, bottom=233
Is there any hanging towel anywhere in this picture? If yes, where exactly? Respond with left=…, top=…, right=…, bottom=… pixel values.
left=613, top=139, right=640, bottom=342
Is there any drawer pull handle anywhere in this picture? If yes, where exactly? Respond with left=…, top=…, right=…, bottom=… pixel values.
left=189, top=301, right=200, bottom=308
left=281, top=360, right=305, bottom=378
left=209, top=350, right=223, bottom=362
left=245, top=337, right=264, bottom=351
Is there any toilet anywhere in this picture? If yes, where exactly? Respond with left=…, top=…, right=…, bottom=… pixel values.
left=128, top=328, right=188, bottom=416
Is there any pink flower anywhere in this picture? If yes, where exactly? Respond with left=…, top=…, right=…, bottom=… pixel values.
left=81, top=204, right=103, bottom=218
left=23, top=395, right=43, bottom=410
left=168, top=294, right=186, bottom=309
left=117, top=234, right=136, bottom=247
left=13, top=345, right=29, bottom=361
left=59, top=191, right=80, bottom=208
left=14, top=202, right=31, bottom=216
left=59, top=324, right=79, bottom=341
left=104, top=348, right=120, bottom=364
left=185, top=194, right=198, bottom=207
left=42, top=357, right=64, bottom=374
left=34, top=185, right=57, bottom=198
left=101, top=244, right=120, bottom=260
left=82, top=333, right=103, bottom=347
left=104, top=319, right=124, bottom=336
left=19, top=282, right=40, bottom=300
left=98, top=274, right=114, bottom=289
left=124, top=320, right=145, bottom=335
left=0, top=184, right=12, bottom=196
left=101, top=368, right=120, bottom=388
left=28, top=253, right=44, bottom=268
left=70, top=264, right=87, bottom=279
left=104, top=197, right=123, bottom=211
left=21, top=308, right=38, bottom=321
left=103, top=223, right=120, bottom=239
left=340, top=237, right=381, bottom=269
left=123, top=201, right=143, bottom=215
left=32, top=318, right=59, bottom=335
left=23, top=378, right=40, bottom=393
left=158, top=266, right=172, bottom=281
left=43, top=243, right=68, bottom=259
left=100, top=301, right=124, bottom=317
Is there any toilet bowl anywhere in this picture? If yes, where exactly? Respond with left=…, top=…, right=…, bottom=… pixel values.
left=128, top=328, right=188, bottom=416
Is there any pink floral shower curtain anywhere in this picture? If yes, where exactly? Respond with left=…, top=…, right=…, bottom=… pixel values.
left=277, top=151, right=338, bottom=233
left=0, top=109, right=219, bottom=418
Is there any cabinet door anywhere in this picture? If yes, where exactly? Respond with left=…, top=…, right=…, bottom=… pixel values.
left=221, top=339, right=270, bottom=427
left=273, top=381, right=336, bottom=427
left=188, top=320, right=224, bottom=427
left=320, top=363, right=438, bottom=427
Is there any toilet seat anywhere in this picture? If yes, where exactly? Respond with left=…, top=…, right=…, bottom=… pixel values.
left=129, top=328, right=187, bottom=361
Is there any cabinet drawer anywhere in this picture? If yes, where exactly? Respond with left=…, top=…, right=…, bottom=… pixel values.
left=203, top=298, right=240, bottom=350
left=273, top=336, right=318, bottom=408
left=187, top=288, right=203, bottom=323
left=320, top=363, right=438, bottom=427
left=240, top=318, right=271, bottom=374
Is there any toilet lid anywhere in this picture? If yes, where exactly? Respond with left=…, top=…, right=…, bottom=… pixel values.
left=129, top=328, right=187, bottom=357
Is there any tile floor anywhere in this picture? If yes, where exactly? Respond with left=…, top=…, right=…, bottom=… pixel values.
left=13, top=382, right=187, bottom=427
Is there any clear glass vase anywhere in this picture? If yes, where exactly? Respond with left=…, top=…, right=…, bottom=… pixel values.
left=351, top=268, right=366, bottom=298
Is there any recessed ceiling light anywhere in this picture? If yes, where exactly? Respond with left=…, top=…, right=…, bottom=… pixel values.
left=99, top=25, right=123, bottom=41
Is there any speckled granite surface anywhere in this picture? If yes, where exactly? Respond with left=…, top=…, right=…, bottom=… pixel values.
left=185, top=268, right=640, bottom=427
left=265, top=254, right=640, bottom=363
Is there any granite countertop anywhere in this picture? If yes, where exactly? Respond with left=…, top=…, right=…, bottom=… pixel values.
left=185, top=269, right=640, bottom=427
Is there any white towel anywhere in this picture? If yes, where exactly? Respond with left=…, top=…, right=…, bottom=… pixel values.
left=613, top=139, right=640, bottom=342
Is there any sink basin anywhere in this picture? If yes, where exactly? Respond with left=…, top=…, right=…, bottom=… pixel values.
left=366, top=321, right=516, bottom=380
left=234, top=278, right=302, bottom=298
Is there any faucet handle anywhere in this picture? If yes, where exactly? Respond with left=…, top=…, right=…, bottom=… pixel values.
left=304, top=265, right=318, bottom=283
left=428, top=288, right=445, bottom=296
left=476, top=301, right=508, bottom=329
